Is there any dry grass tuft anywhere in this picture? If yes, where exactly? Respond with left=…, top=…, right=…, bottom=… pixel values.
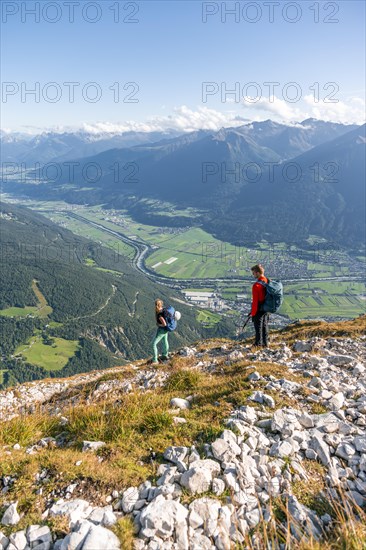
left=165, top=369, right=203, bottom=392
left=242, top=489, right=366, bottom=550
left=112, top=517, right=135, bottom=549
left=0, top=414, right=60, bottom=447
left=275, top=314, right=366, bottom=344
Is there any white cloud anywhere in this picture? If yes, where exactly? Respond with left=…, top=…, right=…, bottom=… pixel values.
left=240, top=94, right=365, bottom=125
left=19, top=106, right=251, bottom=135
left=303, top=94, right=366, bottom=124
left=162, top=105, right=247, bottom=132
left=4, top=98, right=365, bottom=136
left=241, top=95, right=305, bottom=122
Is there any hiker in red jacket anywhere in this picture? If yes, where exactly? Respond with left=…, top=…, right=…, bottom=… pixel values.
left=250, top=264, right=270, bottom=347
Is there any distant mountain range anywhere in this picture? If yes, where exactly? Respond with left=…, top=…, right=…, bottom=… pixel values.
left=232, top=118, right=360, bottom=159
left=0, top=129, right=182, bottom=165
left=2, top=119, right=365, bottom=246
left=206, top=123, right=366, bottom=245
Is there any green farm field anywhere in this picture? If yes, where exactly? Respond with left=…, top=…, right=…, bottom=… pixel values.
left=0, top=306, right=38, bottom=318
left=77, top=208, right=190, bottom=246
left=15, top=336, right=80, bottom=371
left=211, top=281, right=365, bottom=320
left=78, top=210, right=358, bottom=281
left=18, top=203, right=363, bottom=282
left=42, top=213, right=134, bottom=260
left=145, top=228, right=262, bottom=278
left=196, top=310, right=221, bottom=327
left=281, top=281, right=366, bottom=319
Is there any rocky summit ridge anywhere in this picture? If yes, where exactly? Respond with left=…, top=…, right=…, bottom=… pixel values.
left=1, top=317, right=366, bottom=549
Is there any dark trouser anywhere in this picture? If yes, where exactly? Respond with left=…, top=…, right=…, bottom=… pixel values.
left=252, top=311, right=270, bottom=347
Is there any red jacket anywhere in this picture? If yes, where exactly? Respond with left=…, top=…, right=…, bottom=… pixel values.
left=251, top=276, right=268, bottom=316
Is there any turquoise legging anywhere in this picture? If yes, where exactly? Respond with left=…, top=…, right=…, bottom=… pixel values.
left=152, top=327, right=169, bottom=361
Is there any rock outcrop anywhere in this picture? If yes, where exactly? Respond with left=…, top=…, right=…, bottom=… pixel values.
left=1, top=333, right=366, bottom=549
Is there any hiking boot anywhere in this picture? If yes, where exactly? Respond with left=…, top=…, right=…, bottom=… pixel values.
left=159, top=355, right=170, bottom=363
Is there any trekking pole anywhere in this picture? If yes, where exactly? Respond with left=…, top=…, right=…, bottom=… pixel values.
left=235, top=313, right=251, bottom=341
left=242, top=313, right=251, bottom=331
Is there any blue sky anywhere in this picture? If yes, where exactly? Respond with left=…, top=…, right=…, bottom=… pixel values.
left=1, top=0, right=365, bottom=133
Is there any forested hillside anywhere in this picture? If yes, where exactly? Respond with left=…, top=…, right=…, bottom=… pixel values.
left=0, top=204, right=230, bottom=389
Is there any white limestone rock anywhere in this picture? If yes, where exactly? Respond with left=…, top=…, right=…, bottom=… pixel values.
left=81, top=524, right=120, bottom=550
left=88, top=506, right=117, bottom=527
left=179, top=347, right=196, bottom=357
left=60, top=519, right=92, bottom=550
left=238, top=406, right=257, bottom=425
left=9, top=530, right=27, bottom=550
left=188, top=497, right=221, bottom=537
left=293, top=341, right=313, bottom=352
left=180, top=465, right=213, bottom=495
left=269, top=440, right=295, bottom=458
left=82, top=441, right=106, bottom=452
left=49, top=499, right=93, bottom=527
left=170, top=398, right=190, bottom=410
left=121, top=487, right=139, bottom=514
left=163, top=446, right=189, bottom=464
left=139, top=495, right=188, bottom=542
left=0, top=532, right=9, bottom=550
left=328, top=355, right=355, bottom=366
left=328, top=392, right=345, bottom=411
left=211, top=437, right=241, bottom=462
left=27, top=525, right=52, bottom=545
left=248, top=371, right=261, bottom=381
left=1, top=503, right=20, bottom=526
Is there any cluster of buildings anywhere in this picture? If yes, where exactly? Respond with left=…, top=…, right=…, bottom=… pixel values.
left=182, top=291, right=224, bottom=311
left=102, top=213, right=128, bottom=228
